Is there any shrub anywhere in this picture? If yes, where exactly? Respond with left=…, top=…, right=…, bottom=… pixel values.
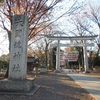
left=94, top=56, right=100, bottom=67
left=0, top=60, right=9, bottom=70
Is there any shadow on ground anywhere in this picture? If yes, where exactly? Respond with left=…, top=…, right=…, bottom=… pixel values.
left=0, top=72, right=95, bottom=100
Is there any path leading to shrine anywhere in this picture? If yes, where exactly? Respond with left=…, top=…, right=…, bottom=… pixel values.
left=61, top=69, right=100, bottom=100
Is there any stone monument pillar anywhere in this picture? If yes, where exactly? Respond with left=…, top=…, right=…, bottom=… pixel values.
left=9, top=14, right=28, bottom=80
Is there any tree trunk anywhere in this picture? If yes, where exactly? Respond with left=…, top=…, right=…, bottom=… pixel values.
left=4, top=31, right=11, bottom=78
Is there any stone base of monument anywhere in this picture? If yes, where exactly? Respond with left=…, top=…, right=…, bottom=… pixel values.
left=0, top=78, right=40, bottom=95
left=40, top=68, right=47, bottom=73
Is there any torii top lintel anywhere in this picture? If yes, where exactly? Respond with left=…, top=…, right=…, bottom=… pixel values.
left=47, top=35, right=98, bottom=40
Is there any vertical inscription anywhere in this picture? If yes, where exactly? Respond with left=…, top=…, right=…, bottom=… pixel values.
left=12, top=64, right=20, bottom=72
left=14, top=15, right=23, bottom=28
left=11, top=15, right=24, bottom=72
left=13, top=52, right=21, bottom=60
left=9, top=14, right=28, bottom=80
left=14, top=41, right=21, bottom=48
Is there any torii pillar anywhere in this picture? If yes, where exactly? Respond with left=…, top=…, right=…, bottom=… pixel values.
left=56, top=40, right=60, bottom=71
left=83, top=40, right=90, bottom=73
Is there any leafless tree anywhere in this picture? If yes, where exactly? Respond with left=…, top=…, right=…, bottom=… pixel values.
left=84, top=2, right=100, bottom=54
left=67, top=4, right=99, bottom=69
left=0, top=0, right=83, bottom=51
left=29, top=28, right=54, bottom=69
left=0, top=0, right=62, bottom=48
left=66, top=13, right=92, bottom=69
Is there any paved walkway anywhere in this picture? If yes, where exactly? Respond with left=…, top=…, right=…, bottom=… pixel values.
left=61, top=69, right=100, bottom=100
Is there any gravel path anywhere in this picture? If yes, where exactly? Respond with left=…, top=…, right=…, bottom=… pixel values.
left=0, top=72, right=95, bottom=100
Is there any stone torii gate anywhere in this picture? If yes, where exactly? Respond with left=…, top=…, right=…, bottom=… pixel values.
left=47, top=35, right=98, bottom=73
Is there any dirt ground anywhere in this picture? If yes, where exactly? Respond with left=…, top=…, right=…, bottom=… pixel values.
left=0, top=72, right=96, bottom=100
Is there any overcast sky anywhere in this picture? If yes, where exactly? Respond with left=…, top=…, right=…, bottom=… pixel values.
left=0, top=0, right=100, bottom=56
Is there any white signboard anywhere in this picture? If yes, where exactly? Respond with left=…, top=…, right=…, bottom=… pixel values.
left=67, top=51, right=79, bottom=62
